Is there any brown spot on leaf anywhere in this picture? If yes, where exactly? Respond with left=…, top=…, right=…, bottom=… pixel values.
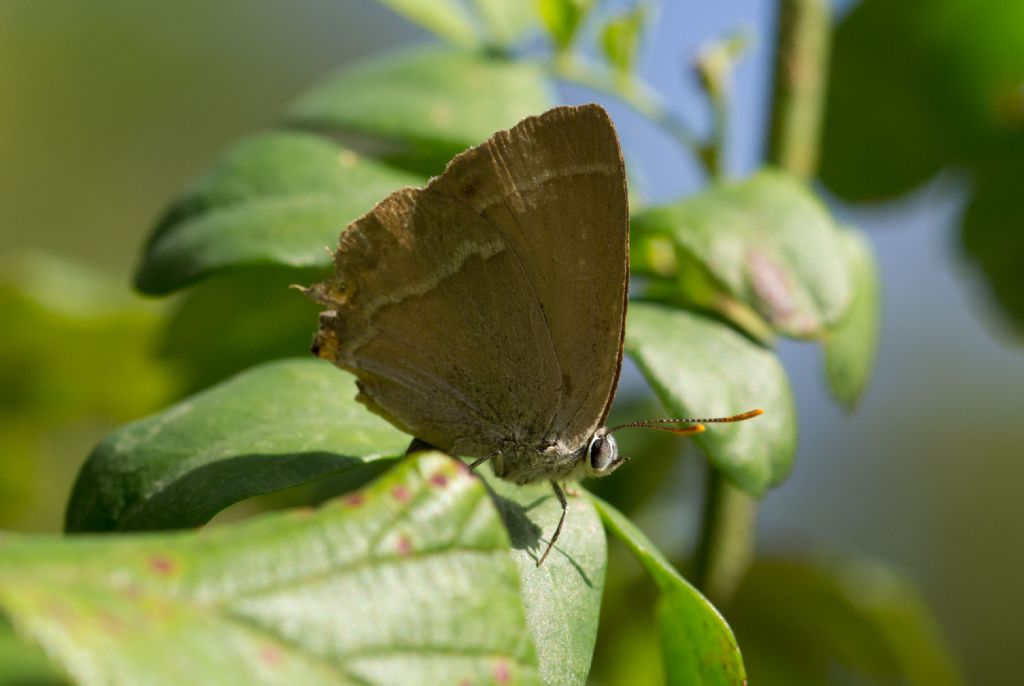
left=493, top=659, right=510, bottom=684
left=148, top=555, right=176, bottom=575
left=260, top=644, right=282, bottom=667
left=391, top=485, right=411, bottom=503
left=342, top=492, right=366, bottom=507
left=290, top=506, right=314, bottom=519
left=395, top=535, right=413, bottom=557
left=430, top=472, right=449, bottom=488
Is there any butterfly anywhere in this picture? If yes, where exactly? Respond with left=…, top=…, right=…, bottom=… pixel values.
left=304, top=104, right=759, bottom=565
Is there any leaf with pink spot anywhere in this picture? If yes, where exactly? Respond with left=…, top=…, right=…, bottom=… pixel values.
left=0, top=455, right=548, bottom=685
left=631, top=169, right=852, bottom=340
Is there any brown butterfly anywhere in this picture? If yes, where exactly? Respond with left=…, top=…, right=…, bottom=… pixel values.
left=304, top=104, right=759, bottom=565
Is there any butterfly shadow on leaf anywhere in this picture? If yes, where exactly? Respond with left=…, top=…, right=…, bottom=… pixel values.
left=405, top=440, right=593, bottom=583
left=485, top=484, right=594, bottom=587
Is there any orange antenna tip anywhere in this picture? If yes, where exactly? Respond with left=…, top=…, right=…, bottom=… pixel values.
left=724, top=408, right=763, bottom=422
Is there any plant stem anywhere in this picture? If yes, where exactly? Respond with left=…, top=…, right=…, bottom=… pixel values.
left=693, top=0, right=832, bottom=610
left=766, top=0, right=831, bottom=179
left=705, top=87, right=729, bottom=179
left=692, top=469, right=756, bottom=607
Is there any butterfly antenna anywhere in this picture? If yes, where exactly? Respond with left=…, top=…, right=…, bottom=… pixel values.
left=607, top=408, right=763, bottom=436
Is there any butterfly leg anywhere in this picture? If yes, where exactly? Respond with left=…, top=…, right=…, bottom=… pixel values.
left=467, top=454, right=493, bottom=472
left=537, top=480, right=567, bottom=567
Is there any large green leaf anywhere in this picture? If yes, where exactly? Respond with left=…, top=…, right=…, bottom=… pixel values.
left=287, top=47, right=553, bottom=171
left=371, top=0, right=482, bottom=48
left=4, top=455, right=547, bottom=685
left=0, top=616, right=66, bottom=685
left=136, top=47, right=554, bottom=295
left=631, top=170, right=851, bottom=339
left=590, top=495, right=746, bottom=685
left=625, top=302, right=797, bottom=495
left=821, top=0, right=957, bottom=201
left=66, top=358, right=410, bottom=533
left=485, top=468, right=606, bottom=685
left=822, top=0, right=1024, bottom=334
left=824, top=228, right=882, bottom=409
left=732, top=556, right=962, bottom=685
left=158, top=266, right=326, bottom=394
left=821, top=0, right=1024, bottom=202
left=135, top=131, right=422, bottom=294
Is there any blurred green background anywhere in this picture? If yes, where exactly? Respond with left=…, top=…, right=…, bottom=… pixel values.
left=1, top=1, right=1022, bottom=684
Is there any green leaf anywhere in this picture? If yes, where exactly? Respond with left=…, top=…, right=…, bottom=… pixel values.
left=821, top=0, right=1024, bottom=201
left=5, top=455, right=547, bottom=685
left=631, top=170, right=852, bottom=339
left=0, top=616, right=66, bottom=685
left=625, top=302, right=797, bottom=495
left=0, top=252, right=175, bottom=421
left=824, top=228, right=882, bottom=409
left=135, top=131, right=422, bottom=294
left=732, top=556, right=962, bottom=685
left=372, top=0, right=482, bottom=48
left=537, top=0, right=595, bottom=50
left=65, top=358, right=410, bottom=533
left=484, top=468, right=606, bottom=685
left=589, top=495, right=746, bottom=686
left=600, top=7, right=645, bottom=74
left=821, top=0, right=956, bottom=201
left=287, top=47, right=553, bottom=172
left=158, top=266, right=326, bottom=394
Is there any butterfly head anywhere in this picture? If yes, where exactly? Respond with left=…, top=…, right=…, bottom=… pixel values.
left=584, top=428, right=627, bottom=478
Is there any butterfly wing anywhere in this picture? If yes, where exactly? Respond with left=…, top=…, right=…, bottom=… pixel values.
left=430, top=104, right=629, bottom=453
left=310, top=104, right=629, bottom=462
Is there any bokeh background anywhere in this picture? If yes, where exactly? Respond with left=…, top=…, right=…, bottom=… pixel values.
left=1, top=1, right=1021, bottom=683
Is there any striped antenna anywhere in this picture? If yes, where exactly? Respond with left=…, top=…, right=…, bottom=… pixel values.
left=607, top=409, right=763, bottom=436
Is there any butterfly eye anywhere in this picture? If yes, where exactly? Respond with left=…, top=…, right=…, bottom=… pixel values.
left=588, top=433, right=619, bottom=473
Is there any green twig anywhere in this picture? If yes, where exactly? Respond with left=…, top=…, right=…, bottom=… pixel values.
left=694, top=31, right=750, bottom=178
left=693, top=0, right=832, bottom=610
left=766, top=0, right=831, bottom=179
left=692, top=469, right=757, bottom=607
